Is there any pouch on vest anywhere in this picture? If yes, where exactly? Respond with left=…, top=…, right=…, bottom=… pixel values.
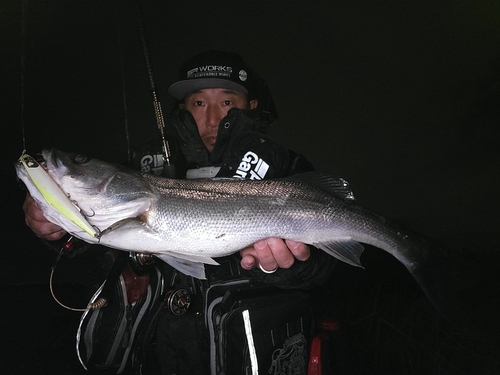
left=206, top=281, right=314, bottom=375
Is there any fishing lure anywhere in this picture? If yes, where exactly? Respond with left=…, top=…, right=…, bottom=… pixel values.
left=18, top=153, right=98, bottom=238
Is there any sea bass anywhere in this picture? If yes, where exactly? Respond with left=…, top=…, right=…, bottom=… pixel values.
left=16, top=149, right=463, bottom=316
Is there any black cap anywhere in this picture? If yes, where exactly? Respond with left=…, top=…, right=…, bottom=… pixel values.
left=168, top=50, right=253, bottom=100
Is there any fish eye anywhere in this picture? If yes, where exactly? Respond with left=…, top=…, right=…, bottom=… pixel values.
left=74, top=153, right=90, bottom=164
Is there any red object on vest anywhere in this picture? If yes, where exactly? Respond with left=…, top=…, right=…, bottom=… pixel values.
left=308, top=335, right=324, bottom=375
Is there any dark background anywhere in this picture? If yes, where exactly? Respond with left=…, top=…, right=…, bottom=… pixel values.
left=1, top=0, right=499, bottom=374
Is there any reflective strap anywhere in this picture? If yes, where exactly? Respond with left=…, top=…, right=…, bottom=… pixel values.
left=208, top=296, right=224, bottom=375
left=242, top=309, right=259, bottom=375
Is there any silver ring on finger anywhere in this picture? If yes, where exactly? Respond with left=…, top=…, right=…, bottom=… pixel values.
left=259, top=264, right=278, bottom=274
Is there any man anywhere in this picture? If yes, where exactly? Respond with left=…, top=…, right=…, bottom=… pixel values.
left=22, top=50, right=337, bottom=374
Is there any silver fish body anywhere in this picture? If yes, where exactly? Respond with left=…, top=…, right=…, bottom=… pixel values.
left=16, top=149, right=464, bottom=318
left=133, top=175, right=417, bottom=265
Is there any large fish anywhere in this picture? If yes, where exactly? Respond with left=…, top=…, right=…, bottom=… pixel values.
left=16, top=149, right=466, bottom=317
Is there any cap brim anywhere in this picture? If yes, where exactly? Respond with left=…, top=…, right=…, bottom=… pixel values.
left=168, top=78, right=248, bottom=100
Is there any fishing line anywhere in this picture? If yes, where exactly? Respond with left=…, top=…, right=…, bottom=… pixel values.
left=114, top=14, right=132, bottom=162
left=19, top=2, right=84, bottom=312
left=21, top=0, right=27, bottom=154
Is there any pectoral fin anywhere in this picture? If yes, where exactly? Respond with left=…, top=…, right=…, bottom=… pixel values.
left=155, top=253, right=219, bottom=280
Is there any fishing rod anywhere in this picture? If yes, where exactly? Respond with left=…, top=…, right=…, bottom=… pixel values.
left=135, top=4, right=176, bottom=178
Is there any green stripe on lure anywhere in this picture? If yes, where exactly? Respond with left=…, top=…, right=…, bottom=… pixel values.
left=17, top=153, right=98, bottom=238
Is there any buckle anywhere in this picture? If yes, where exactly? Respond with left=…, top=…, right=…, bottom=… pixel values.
left=164, top=288, right=191, bottom=316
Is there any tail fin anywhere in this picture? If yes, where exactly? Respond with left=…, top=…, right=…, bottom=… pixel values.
left=411, top=242, right=500, bottom=332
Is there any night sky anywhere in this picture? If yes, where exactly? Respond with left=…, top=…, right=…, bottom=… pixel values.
left=1, top=0, right=499, bottom=373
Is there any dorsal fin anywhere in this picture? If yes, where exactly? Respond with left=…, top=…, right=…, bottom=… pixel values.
left=285, top=171, right=356, bottom=201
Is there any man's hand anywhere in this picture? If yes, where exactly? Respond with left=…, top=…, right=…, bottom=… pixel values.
left=22, top=193, right=67, bottom=241
left=239, top=237, right=311, bottom=272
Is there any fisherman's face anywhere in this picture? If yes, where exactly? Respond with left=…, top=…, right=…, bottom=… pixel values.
left=184, top=88, right=258, bottom=152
